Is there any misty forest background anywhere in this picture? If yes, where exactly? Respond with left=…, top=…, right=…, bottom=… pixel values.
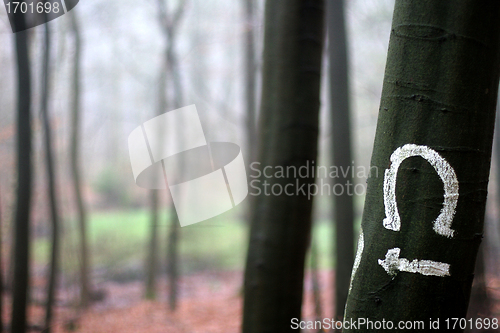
left=0, top=0, right=499, bottom=332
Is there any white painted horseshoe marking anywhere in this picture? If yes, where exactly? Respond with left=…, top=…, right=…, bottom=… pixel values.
left=383, top=144, right=458, bottom=238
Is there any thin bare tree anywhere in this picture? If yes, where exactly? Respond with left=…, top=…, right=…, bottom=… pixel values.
left=40, top=16, right=60, bottom=332
left=69, top=11, right=90, bottom=308
left=156, top=0, right=187, bottom=312
left=11, top=11, right=33, bottom=333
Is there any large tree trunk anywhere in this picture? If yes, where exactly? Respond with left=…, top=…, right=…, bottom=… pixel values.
left=40, top=17, right=60, bottom=333
left=345, top=0, right=500, bottom=329
left=242, top=1, right=325, bottom=332
left=11, top=12, right=32, bottom=333
left=69, top=11, right=90, bottom=308
left=327, top=0, right=355, bottom=320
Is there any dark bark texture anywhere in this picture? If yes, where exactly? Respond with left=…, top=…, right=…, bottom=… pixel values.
left=11, top=12, right=32, bottom=333
left=242, top=1, right=325, bottom=332
left=345, top=0, right=500, bottom=330
left=327, top=0, right=355, bottom=320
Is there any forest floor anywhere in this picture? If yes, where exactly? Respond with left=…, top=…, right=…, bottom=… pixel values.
left=3, top=270, right=500, bottom=333
left=3, top=270, right=334, bottom=333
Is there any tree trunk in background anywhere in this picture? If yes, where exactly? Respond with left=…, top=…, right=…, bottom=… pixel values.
left=310, top=239, right=323, bottom=326
left=242, top=1, right=325, bottom=332
left=165, top=37, right=181, bottom=312
left=327, top=0, right=355, bottom=320
left=157, top=0, right=186, bottom=312
left=166, top=31, right=182, bottom=313
left=41, top=18, right=60, bottom=333
left=145, top=190, right=159, bottom=299
left=494, top=96, right=500, bottom=276
left=0, top=188, right=2, bottom=333
left=11, top=12, right=32, bottom=333
left=144, top=17, right=170, bottom=299
left=69, top=11, right=90, bottom=308
left=466, top=244, right=491, bottom=332
left=166, top=208, right=179, bottom=311
left=244, top=0, right=257, bottom=163
left=345, top=0, right=500, bottom=329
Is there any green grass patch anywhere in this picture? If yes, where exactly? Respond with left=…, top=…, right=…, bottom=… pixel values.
left=33, top=204, right=361, bottom=281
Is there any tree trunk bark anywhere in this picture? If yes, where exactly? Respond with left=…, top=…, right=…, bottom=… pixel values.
left=165, top=35, right=181, bottom=313
left=494, top=95, right=500, bottom=276
left=327, top=0, right=355, bottom=320
left=242, top=1, right=325, bottom=332
left=244, top=0, right=257, bottom=163
left=145, top=190, right=159, bottom=299
left=40, top=16, right=60, bottom=333
left=310, top=239, right=323, bottom=326
left=11, top=12, right=32, bottom=333
left=166, top=209, right=178, bottom=311
left=69, top=11, right=90, bottom=308
left=345, top=0, right=500, bottom=330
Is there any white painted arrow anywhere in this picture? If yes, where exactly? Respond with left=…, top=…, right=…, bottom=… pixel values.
left=378, top=248, right=450, bottom=277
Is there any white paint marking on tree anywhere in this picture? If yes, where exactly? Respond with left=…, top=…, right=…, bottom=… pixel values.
left=348, top=228, right=364, bottom=292
left=383, top=144, right=458, bottom=238
left=378, top=248, right=450, bottom=277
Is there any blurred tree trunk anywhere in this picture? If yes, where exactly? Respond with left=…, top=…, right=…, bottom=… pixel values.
left=144, top=13, right=170, bottom=298
left=11, top=12, right=32, bottom=333
left=40, top=18, right=60, bottom=333
left=0, top=188, right=2, bottom=333
left=145, top=190, right=159, bottom=299
left=166, top=208, right=179, bottom=311
left=244, top=0, right=257, bottom=163
left=157, top=0, right=186, bottom=312
left=166, top=25, right=182, bottom=314
left=69, top=11, right=90, bottom=308
left=310, top=239, right=324, bottom=331
left=327, top=0, right=355, bottom=320
left=494, top=97, right=500, bottom=276
left=345, top=0, right=500, bottom=329
left=242, top=1, right=325, bottom=332
left=466, top=244, right=491, bottom=332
